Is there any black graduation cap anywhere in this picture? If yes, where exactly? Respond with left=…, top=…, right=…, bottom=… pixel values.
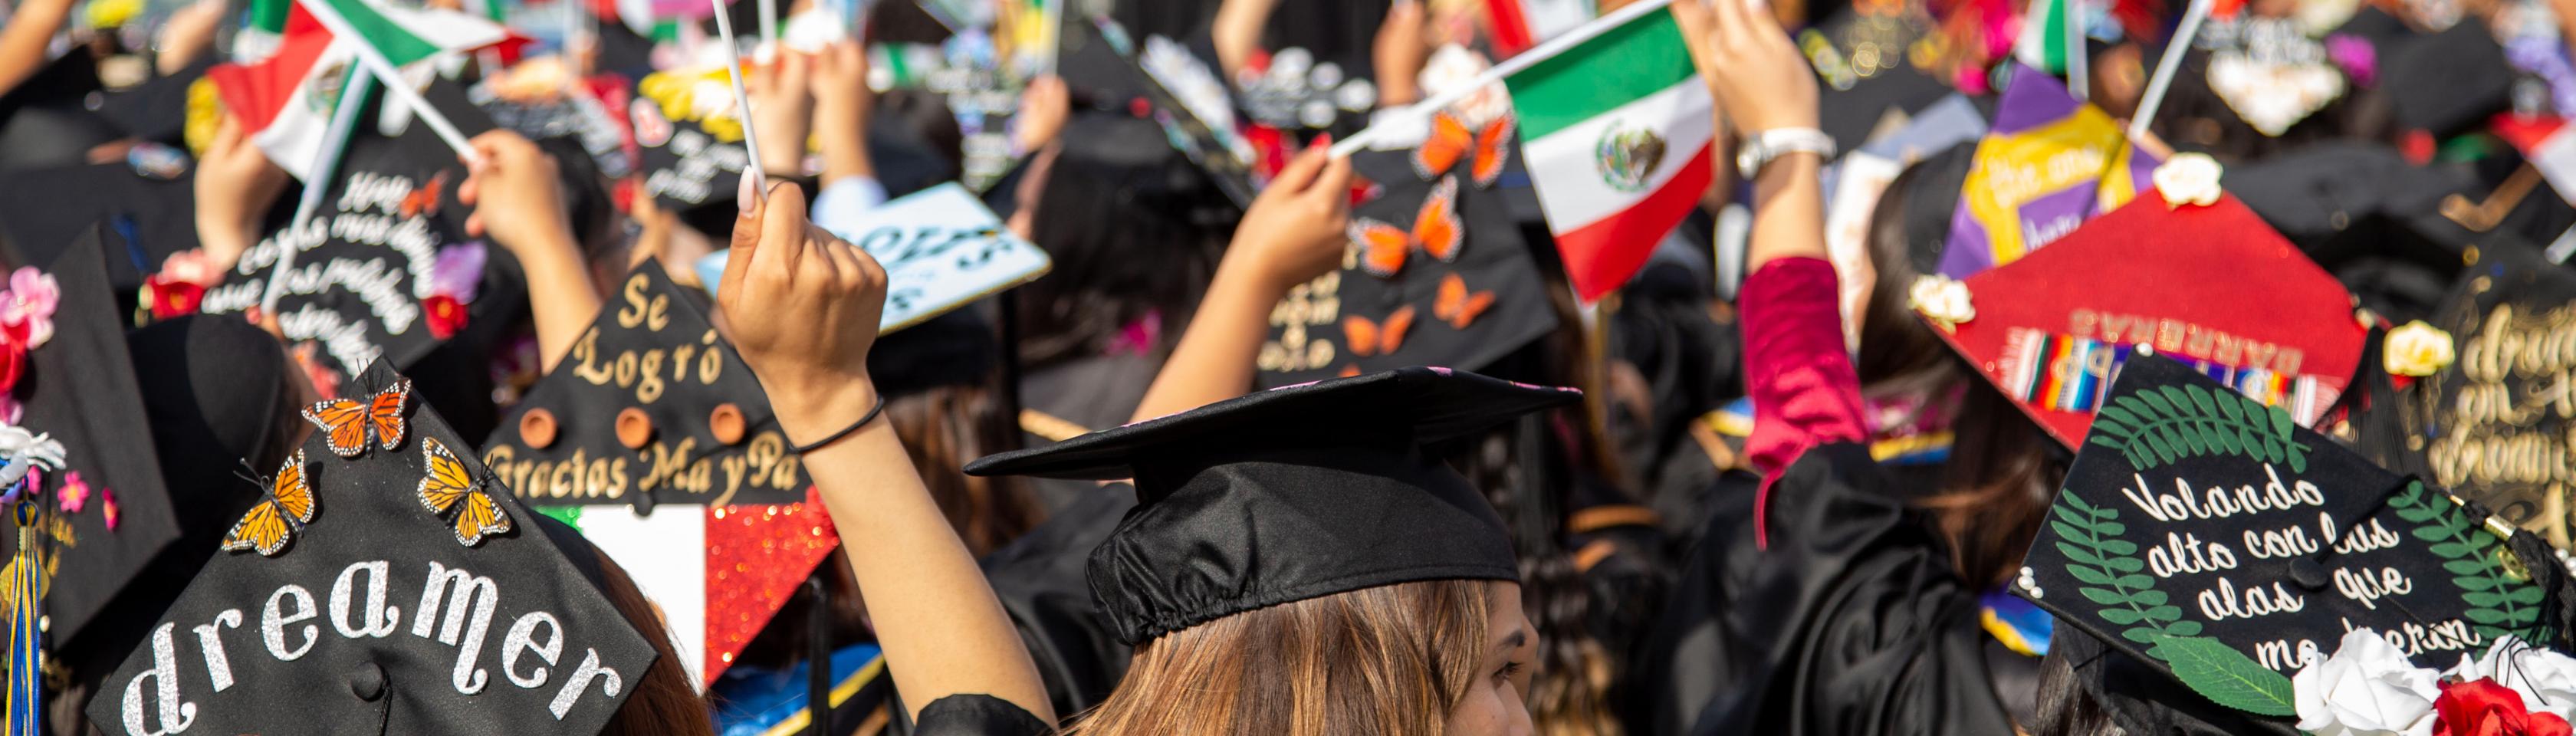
left=87, top=360, right=660, bottom=736
left=1056, top=15, right=1260, bottom=208
left=6, top=225, right=181, bottom=649
left=868, top=308, right=997, bottom=398
left=1806, top=8, right=1953, bottom=153
left=195, top=79, right=499, bottom=384
left=482, top=260, right=807, bottom=513
left=0, top=51, right=120, bottom=170
left=90, top=58, right=215, bottom=145
left=2222, top=141, right=2479, bottom=322
left=2402, top=244, right=2576, bottom=547
left=2382, top=18, right=2515, bottom=137
left=1253, top=148, right=1559, bottom=388
left=629, top=63, right=754, bottom=216
left=0, top=159, right=199, bottom=302
left=964, top=366, right=1580, bottom=645
left=2015, top=354, right=2576, bottom=734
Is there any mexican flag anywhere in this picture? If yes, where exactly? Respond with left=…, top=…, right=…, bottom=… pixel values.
left=534, top=498, right=842, bottom=688
left=2015, top=0, right=2072, bottom=74
left=1506, top=5, right=1713, bottom=301
left=206, top=0, right=509, bottom=180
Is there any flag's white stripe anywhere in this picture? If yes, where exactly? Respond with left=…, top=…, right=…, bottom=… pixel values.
left=250, top=45, right=355, bottom=182
left=577, top=507, right=709, bottom=689
left=2534, top=129, right=2576, bottom=206
left=373, top=4, right=513, bottom=52
left=1522, top=79, right=1714, bottom=233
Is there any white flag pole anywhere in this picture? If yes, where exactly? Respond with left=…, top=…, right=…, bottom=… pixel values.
left=1329, top=0, right=1675, bottom=157
left=756, top=0, right=777, bottom=57
left=711, top=0, right=768, bottom=199
left=2129, top=0, right=2210, bottom=139
left=262, top=67, right=380, bottom=315
left=292, top=0, right=483, bottom=163
left=2065, top=0, right=2087, bottom=100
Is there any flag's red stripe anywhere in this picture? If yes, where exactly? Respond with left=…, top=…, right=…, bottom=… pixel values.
left=1553, top=142, right=1714, bottom=301
left=1484, top=0, right=1535, bottom=56
left=205, top=28, right=334, bottom=134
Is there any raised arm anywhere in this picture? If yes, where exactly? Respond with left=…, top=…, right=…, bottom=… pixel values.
left=458, top=130, right=603, bottom=373
left=1210, top=0, right=1281, bottom=83
left=718, top=176, right=1054, bottom=724
left=0, top=0, right=73, bottom=97
left=1128, top=146, right=1352, bottom=422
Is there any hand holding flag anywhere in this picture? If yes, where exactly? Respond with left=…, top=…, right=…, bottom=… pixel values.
left=1669, top=0, right=1815, bottom=137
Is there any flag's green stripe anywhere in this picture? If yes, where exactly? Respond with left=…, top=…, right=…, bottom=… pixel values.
left=1504, top=9, right=1696, bottom=141
left=534, top=504, right=583, bottom=529
left=322, top=0, right=443, bottom=65
left=251, top=0, right=290, bottom=34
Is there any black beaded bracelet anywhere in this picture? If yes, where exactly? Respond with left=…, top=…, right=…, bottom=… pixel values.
left=787, top=395, right=888, bottom=454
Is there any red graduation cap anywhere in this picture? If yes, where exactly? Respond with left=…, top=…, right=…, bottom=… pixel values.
left=1923, top=179, right=2369, bottom=448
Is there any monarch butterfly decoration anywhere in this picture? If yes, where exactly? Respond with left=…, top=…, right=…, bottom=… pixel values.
left=1414, top=110, right=1515, bottom=189
left=1350, top=176, right=1464, bottom=278
left=417, top=437, right=511, bottom=547
left=303, top=379, right=412, bottom=458
left=1434, top=273, right=1496, bottom=330
left=1342, top=304, right=1418, bottom=358
left=219, top=451, right=315, bottom=557
left=399, top=171, right=448, bottom=219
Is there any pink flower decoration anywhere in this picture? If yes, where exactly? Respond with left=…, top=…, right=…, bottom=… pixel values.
left=0, top=395, right=22, bottom=426
left=100, top=486, right=118, bottom=531
left=58, top=471, right=88, bottom=513
left=0, top=267, right=59, bottom=349
left=428, top=242, right=487, bottom=302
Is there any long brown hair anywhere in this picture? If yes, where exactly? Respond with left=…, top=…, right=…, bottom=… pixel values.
left=1064, top=580, right=1497, bottom=736
left=885, top=382, right=1041, bottom=557
left=1858, top=155, right=2065, bottom=590
left=594, top=547, right=717, bottom=736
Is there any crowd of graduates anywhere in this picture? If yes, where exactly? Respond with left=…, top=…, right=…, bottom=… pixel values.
left=4, top=0, right=2576, bottom=733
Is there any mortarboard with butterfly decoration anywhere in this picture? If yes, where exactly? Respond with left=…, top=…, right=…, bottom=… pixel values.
left=88, top=359, right=661, bottom=736
left=480, top=261, right=837, bottom=687
left=1255, top=104, right=1556, bottom=388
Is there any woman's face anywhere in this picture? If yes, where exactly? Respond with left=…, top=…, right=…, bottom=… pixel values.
left=1441, top=582, right=1536, bottom=736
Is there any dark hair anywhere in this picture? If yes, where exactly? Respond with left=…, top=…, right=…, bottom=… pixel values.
left=1858, top=150, right=2067, bottom=590
left=1011, top=141, right=1234, bottom=370
left=877, top=88, right=965, bottom=176
left=593, top=544, right=717, bottom=736
left=536, top=135, right=623, bottom=265
left=886, top=382, right=1042, bottom=557
left=2032, top=642, right=2128, bottom=736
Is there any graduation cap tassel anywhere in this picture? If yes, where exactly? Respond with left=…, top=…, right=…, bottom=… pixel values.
left=4, top=483, right=41, bottom=736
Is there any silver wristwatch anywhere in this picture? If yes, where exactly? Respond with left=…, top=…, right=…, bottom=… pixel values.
left=1735, top=127, right=1836, bottom=179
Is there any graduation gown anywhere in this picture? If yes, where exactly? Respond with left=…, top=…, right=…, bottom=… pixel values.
left=912, top=695, right=1056, bottom=736
left=1630, top=443, right=2016, bottom=735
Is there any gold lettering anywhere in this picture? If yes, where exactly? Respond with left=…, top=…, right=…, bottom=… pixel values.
left=637, top=350, right=666, bottom=403
left=617, top=274, right=650, bottom=328
left=571, top=332, right=613, bottom=386
left=2069, top=309, right=2098, bottom=340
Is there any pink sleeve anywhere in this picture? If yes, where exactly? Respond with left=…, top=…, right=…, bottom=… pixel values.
left=1738, top=257, right=1868, bottom=547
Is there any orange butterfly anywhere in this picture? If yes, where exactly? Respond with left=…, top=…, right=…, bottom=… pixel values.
left=418, top=436, right=511, bottom=547
left=400, top=171, right=448, bottom=219
left=1434, top=273, right=1495, bottom=330
left=303, top=380, right=411, bottom=458
left=221, top=451, right=314, bottom=557
left=1342, top=305, right=1418, bottom=358
left=1349, top=176, right=1464, bottom=278
left=1414, top=110, right=1515, bottom=189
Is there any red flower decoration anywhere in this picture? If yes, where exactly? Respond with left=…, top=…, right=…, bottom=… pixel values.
left=0, top=338, right=28, bottom=395
left=2436, top=678, right=2575, bottom=736
left=143, top=276, right=206, bottom=320
left=422, top=294, right=468, bottom=340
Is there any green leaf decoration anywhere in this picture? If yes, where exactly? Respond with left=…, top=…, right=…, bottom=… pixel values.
left=2152, top=635, right=2298, bottom=717
left=2045, top=492, right=2193, bottom=646
left=2389, top=480, right=2548, bottom=642
left=2084, top=383, right=2312, bottom=472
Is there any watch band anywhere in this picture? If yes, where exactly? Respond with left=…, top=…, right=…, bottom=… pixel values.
left=1736, top=127, right=1836, bottom=179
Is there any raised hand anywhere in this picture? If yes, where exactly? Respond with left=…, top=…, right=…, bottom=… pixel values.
left=193, top=116, right=290, bottom=267
left=1671, top=0, right=1818, bottom=136
left=716, top=176, right=886, bottom=444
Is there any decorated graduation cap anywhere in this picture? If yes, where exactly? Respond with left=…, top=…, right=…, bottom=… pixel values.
left=2200, top=17, right=2349, bottom=137
left=2014, top=354, right=2576, bottom=735
left=0, top=159, right=199, bottom=300
left=196, top=79, right=501, bottom=383
left=1918, top=160, right=2368, bottom=449
left=1939, top=63, right=2160, bottom=279
left=87, top=360, right=659, bottom=736
left=1253, top=146, right=1559, bottom=388
left=2403, top=244, right=2576, bottom=547
left=2, top=226, right=182, bottom=649
left=1805, top=5, right=1954, bottom=153
left=482, top=261, right=839, bottom=685
left=629, top=64, right=753, bottom=215
left=964, top=366, right=1581, bottom=644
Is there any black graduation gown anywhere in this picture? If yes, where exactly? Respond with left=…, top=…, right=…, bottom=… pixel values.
left=978, top=488, right=1136, bottom=719
left=910, top=694, right=1056, bottom=736
left=1630, top=442, right=2016, bottom=735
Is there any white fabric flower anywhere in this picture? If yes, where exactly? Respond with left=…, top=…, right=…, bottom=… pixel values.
left=1907, top=274, right=1975, bottom=331
left=2446, top=636, right=2576, bottom=721
left=2384, top=320, right=2456, bottom=377
left=0, top=425, right=64, bottom=488
left=2294, top=629, right=2443, bottom=736
left=2154, top=153, right=2226, bottom=208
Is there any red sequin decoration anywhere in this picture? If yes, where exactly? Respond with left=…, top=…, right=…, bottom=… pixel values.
left=698, top=487, right=841, bottom=684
